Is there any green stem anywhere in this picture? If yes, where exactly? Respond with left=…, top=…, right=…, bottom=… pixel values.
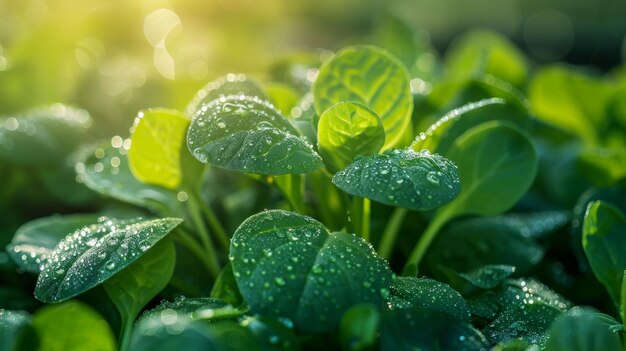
left=404, top=206, right=455, bottom=273
left=186, top=197, right=221, bottom=277
left=276, top=174, right=306, bottom=214
left=173, top=229, right=219, bottom=278
left=350, top=197, right=371, bottom=241
left=194, top=192, right=230, bottom=252
left=118, top=312, right=135, bottom=351
left=378, top=208, right=408, bottom=259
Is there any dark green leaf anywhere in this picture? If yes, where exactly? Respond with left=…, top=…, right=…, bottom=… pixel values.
left=35, top=216, right=182, bottom=303
left=0, top=310, right=38, bottom=351
left=241, top=315, right=300, bottom=351
left=313, top=45, right=412, bottom=149
left=230, top=210, right=392, bottom=333
left=211, top=263, right=244, bottom=307
left=444, top=265, right=517, bottom=291
left=187, top=95, right=323, bottom=175
left=578, top=147, right=626, bottom=187
left=7, top=213, right=100, bottom=273
left=544, top=308, right=622, bottom=351
left=333, top=149, right=460, bottom=211
left=31, top=301, right=116, bottom=351
left=482, top=302, right=562, bottom=346
left=317, top=102, right=385, bottom=173
left=186, top=74, right=267, bottom=116
left=139, top=297, right=241, bottom=322
left=339, top=304, right=380, bottom=351
left=583, top=201, right=626, bottom=306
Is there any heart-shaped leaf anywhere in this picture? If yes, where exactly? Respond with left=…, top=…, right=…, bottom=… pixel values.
left=6, top=213, right=100, bottom=273
left=333, top=148, right=460, bottom=211
left=186, top=73, right=267, bottom=116
left=388, top=276, right=471, bottom=322
left=230, top=210, right=392, bottom=333
left=0, top=104, right=92, bottom=166
left=76, top=142, right=181, bottom=213
left=313, top=45, right=412, bottom=149
left=317, top=102, right=385, bottom=173
left=34, top=216, right=182, bottom=303
left=129, top=108, right=201, bottom=189
left=583, top=201, right=626, bottom=306
left=187, top=95, right=323, bottom=175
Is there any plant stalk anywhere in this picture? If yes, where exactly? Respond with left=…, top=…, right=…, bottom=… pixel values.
left=118, top=312, right=135, bottom=351
left=404, top=206, right=455, bottom=272
left=186, top=197, right=221, bottom=277
left=378, top=208, right=408, bottom=259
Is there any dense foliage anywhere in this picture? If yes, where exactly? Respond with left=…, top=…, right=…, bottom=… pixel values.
left=1, top=29, right=626, bottom=351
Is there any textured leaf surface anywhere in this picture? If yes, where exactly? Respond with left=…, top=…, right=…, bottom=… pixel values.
left=187, top=95, right=323, bottom=175
left=313, top=45, right=412, bottom=149
left=35, top=216, right=182, bottom=303
left=333, top=149, right=460, bottom=211
left=230, top=210, right=392, bottom=333
left=317, top=102, right=385, bottom=172
left=186, top=73, right=267, bottom=116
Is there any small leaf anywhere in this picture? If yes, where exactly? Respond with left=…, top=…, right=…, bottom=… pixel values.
left=210, top=263, right=244, bottom=307
left=139, top=297, right=241, bottom=322
left=313, top=45, right=413, bottom=149
left=230, top=210, right=393, bottom=333
left=77, top=142, right=181, bottom=213
left=317, top=102, right=385, bottom=173
left=443, top=265, right=517, bottom=292
left=7, top=213, right=100, bottom=273
left=388, top=276, right=471, bottom=322
left=35, top=216, right=182, bottom=303
left=31, top=301, right=116, bottom=351
left=482, top=302, right=562, bottom=346
left=129, top=109, right=195, bottom=189
left=339, top=304, right=380, bottom=351
left=583, top=201, right=626, bottom=306
left=0, top=310, right=38, bottom=351
left=333, top=149, right=460, bottom=211
left=187, top=95, right=323, bottom=175
left=380, top=307, right=489, bottom=351
left=186, top=73, right=267, bottom=116
left=544, top=308, right=622, bottom=351
left=443, top=121, right=538, bottom=218
left=0, top=104, right=92, bottom=166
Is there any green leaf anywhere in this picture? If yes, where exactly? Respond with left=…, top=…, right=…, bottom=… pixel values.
left=444, top=30, right=528, bottom=88
left=131, top=317, right=258, bottom=351
left=211, top=263, right=244, bottom=307
left=313, top=45, right=413, bottom=149
left=0, top=105, right=92, bottom=166
left=583, top=201, right=626, bottom=306
left=317, top=102, right=385, bottom=173
left=0, top=310, right=38, bottom=351
left=443, top=121, right=538, bottom=218
left=339, top=304, right=380, bottom=351
left=544, top=308, right=622, bottom=351
left=529, top=65, right=615, bottom=144
left=186, top=95, right=323, bottom=175
left=443, top=265, right=517, bottom=292
left=578, top=147, right=626, bottom=187
left=31, top=301, right=116, bottom=351
left=388, top=276, right=471, bottom=322
left=129, top=108, right=198, bottom=189
left=139, top=297, right=241, bottom=322
left=240, top=315, right=300, bottom=350
left=7, top=213, right=100, bottom=273
left=482, top=302, right=563, bottom=346
left=230, top=210, right=393, bottom=333
left=76, top=142, right=181, bottom=213
left=333, top=149, right=460, bottom=211
left=265, top=82, right=301, bottom=116
left=186, top=73, right=267, bottom=116
left=34, top=216, right=182, bottom=303
left=103, top=237, right=176, bottom=348
left=380, top=306, right=489, bottom=351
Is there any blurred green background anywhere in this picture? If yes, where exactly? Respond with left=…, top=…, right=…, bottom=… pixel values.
left=1, top=0, right=625, bottom=137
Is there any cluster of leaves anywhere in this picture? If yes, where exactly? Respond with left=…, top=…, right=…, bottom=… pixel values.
left=1, top=28, right=626, bottom=351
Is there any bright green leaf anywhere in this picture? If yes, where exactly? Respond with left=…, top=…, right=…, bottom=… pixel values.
left=31, top=301, right=116, bottom=351
left=230, top=210, right=392, bottom=333
left=578, top=147, right=626, bottom=187
left=583, top=201, right=626, bottom=306
left=186, top=74, right=267, bottom=116
left=313, top=45, right=413, bottom=149
left=6, top=213, right=100, bottom=273
left=317, top=102, right=385, bottom=173
left=35, top=216, right=182, bottom=303
left=210, top=263, right=244, bottom=307
left=265, top=82, right=301, bottom=116
left=187, top=95, right=323, bottom=175
left=333, top=149, right=460, bottom=211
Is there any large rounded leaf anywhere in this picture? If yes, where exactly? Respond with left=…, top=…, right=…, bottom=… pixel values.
left=317, top=102, right=385, bottom=173
left=0, top=104, right=92, bottom=166
left=6, top=213, right=100, bottom=273
left=313, top=45, right=412, bottom=149
left=333, top=148, right=460, bottom=211
left=186, top=73, right=267, bottom=116
left=443, top=121, right=538, bottom=218
left=129, top=108, right=195, bottom=189
left=34, top=216, right=182, bottom=303
left=230, top=210, right=392, bottom=333
left=187, top=95, right=323, bottom=175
